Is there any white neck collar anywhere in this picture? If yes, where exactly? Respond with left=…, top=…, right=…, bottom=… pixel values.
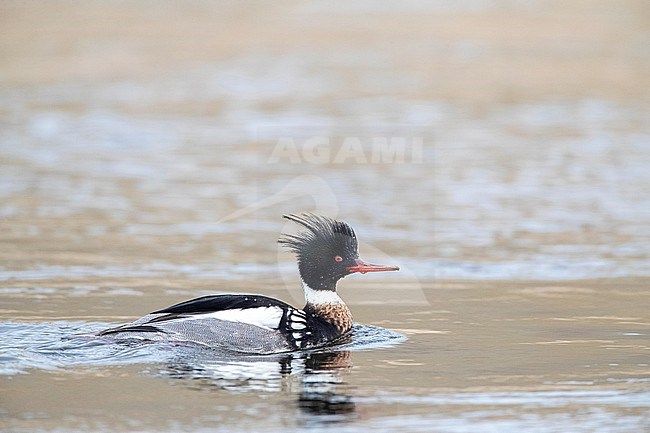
left=301, top=279, right=343, bottom=306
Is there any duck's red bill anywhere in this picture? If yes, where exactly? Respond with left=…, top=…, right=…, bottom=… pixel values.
left=347, top=259, right=400, bottom=274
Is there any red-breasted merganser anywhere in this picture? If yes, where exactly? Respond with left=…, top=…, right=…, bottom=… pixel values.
left=96, top=213, right=399, bottom=354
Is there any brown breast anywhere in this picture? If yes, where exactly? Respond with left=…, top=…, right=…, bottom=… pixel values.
left=308, top=303, right=353, bottom=335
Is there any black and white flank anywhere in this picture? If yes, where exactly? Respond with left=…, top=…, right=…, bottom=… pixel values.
left=96, top=213, right=399, bottom=354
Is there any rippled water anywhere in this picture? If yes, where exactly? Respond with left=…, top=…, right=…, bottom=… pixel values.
left=2, top=1, right=650, bottom=432
left=0, top=322, right=404, bottom=376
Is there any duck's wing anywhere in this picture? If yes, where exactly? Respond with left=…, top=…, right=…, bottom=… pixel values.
left=146, top=294, right=302, bottom=328
left=96, top=294, right=308, bottom=353
left=154, top=293, right=292, bottom=314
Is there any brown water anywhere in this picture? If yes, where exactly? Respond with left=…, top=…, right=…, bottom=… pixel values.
left=1, top=1, right=649, bottom=432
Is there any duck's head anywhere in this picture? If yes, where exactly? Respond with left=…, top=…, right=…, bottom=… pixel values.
left=279, top=213, right=399, bottom=293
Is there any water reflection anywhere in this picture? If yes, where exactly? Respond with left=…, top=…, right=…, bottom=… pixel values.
left=299, top=351, right=356, bottom=421
left=158, top=349, right=356, bottom=422
left=2, top=322, right=402, bottom=426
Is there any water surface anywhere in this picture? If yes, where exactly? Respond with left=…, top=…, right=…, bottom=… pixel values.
left=1, top=1, right=649, bottom=432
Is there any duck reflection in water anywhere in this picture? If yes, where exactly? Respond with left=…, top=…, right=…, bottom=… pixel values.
left=157, top=346, right=356, bottom=422
left=298, top=350, right=356, bottom=419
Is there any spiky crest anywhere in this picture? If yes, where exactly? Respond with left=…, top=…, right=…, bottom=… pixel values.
left=278, top=213, right=358, bottom=258
left=279, top=213, right=359, bottom=291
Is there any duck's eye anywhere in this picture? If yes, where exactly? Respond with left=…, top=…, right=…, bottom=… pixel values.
left=334, top=255, right=343, bottom=262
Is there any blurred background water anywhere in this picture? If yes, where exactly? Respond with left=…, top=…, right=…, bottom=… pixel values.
left=1, top=1, right=649, bottom=432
